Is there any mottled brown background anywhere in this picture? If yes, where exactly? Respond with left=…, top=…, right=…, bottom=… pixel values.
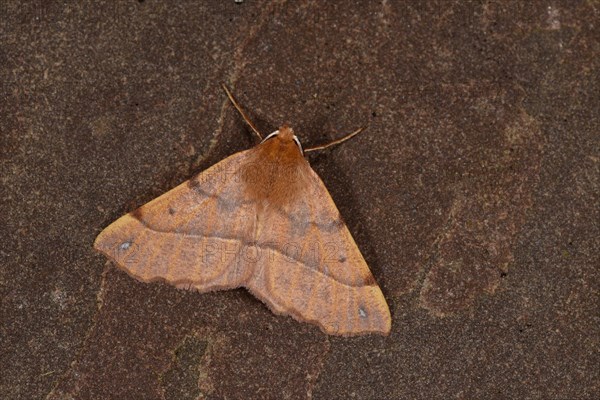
left=1, top=1, right=598, bottom=399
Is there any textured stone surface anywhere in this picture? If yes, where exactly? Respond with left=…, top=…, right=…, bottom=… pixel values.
left=1, top=1, right=598, bottom=399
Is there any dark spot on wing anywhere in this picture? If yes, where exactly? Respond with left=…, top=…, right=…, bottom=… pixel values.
left=363, top=274, right=376, bottom=286
left=276, top=206, right=345, bottom=233
left=287, top=203, right=310, bottom=237
left=131, top=207, right=144, bottom=221
left=187, top=182, right=212, bottom=198
left=168, top=207, right=176, bottom=215
left=187, top=176, right=200, bottom=189
left=318, top=216, right=344, bottom=232
left=188, top=184, right=253, bottom=211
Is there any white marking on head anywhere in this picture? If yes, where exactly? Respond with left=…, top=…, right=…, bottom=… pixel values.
left=293, top=135, right=304, bottom=155
left=261, top=130, right=279, bottom=143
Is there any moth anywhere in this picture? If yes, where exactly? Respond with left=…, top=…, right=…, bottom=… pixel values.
left=94, top=85, right=391, bottom=336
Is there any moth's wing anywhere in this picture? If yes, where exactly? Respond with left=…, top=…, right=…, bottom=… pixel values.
left=246, top=164, right=392, bottom=336
left=94, top=149, right=258, bottom=292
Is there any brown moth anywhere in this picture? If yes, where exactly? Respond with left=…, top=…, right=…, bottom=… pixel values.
left=94, top=85, right=391, bottom=336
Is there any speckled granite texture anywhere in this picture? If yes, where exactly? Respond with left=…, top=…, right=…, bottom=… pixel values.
left=1, top=1, right=598, bottom=399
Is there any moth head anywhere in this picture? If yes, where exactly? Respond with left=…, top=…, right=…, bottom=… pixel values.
left=261, top=124, right=304, bottom=155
